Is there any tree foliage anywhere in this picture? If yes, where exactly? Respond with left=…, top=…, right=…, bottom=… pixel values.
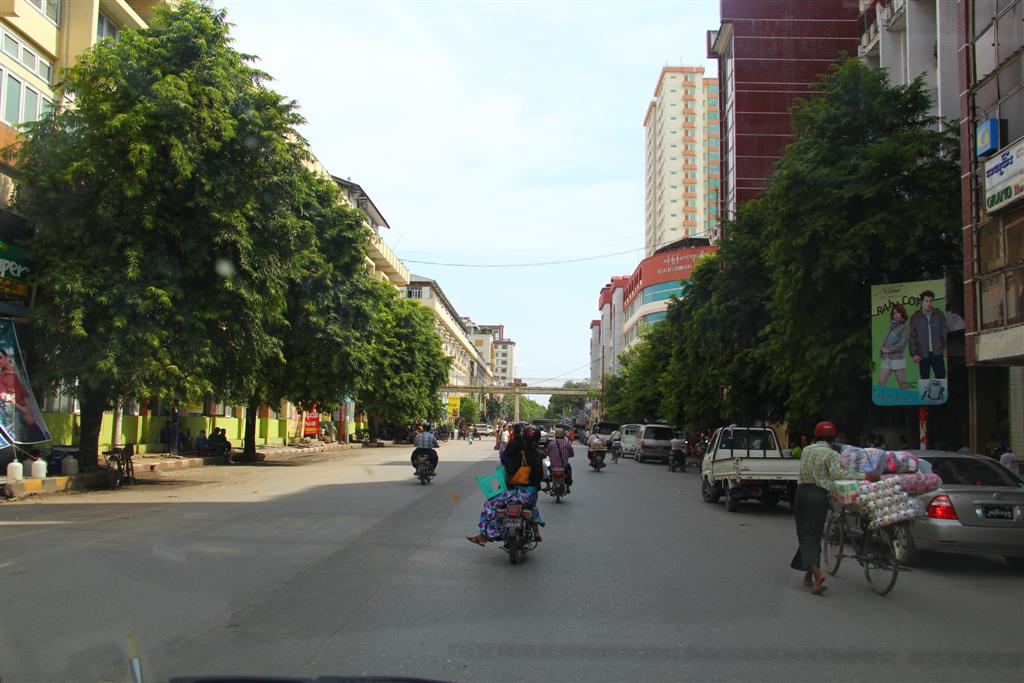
left=606, top=58, right=960, bottom=434
left=544, top=380, right=590, bottom=420
left=500, top=394, right=545, bottom=422
left=459, top=396, right=480, bottom=424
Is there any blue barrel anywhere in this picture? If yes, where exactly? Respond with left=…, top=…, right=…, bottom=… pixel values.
left=47, top=452, right=63, bottom=475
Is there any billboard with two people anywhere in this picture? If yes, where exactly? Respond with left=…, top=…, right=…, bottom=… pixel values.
left=871, top=279, right=949, bottom=406
left=0, top=319, right=51, bottom=444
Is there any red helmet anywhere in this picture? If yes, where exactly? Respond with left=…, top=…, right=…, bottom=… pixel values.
left=814, top=421, right=837, bottom=438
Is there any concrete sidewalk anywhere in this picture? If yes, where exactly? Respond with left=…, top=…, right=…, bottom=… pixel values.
left=1, top=440, right=405, bottom=500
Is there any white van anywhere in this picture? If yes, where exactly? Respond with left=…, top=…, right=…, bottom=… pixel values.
left=619, top=424, right=642, bottom=458
left=634, top=424, right=674, bottom=463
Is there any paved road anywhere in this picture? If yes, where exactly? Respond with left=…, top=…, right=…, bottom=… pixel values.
left=2, top=441, right=1021, bottom=682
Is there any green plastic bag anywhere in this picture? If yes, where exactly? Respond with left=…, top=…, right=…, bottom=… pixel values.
left=476, top=465, right=508, bottom=500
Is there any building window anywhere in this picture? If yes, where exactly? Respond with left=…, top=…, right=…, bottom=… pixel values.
left=405, top=286, right=423, bottom=299
left=979, top=274, right=1005, bottom=330
left=709, top=124, right=719, bottom=133
left=4, top=73, right=22, bottom=125
left=2, top=31, right=54, bottom=84
left=97, top=12, right=120, bottom=42
left=27, top=0, right=60, bottom=25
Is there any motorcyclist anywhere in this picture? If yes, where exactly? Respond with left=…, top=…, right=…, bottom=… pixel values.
left=545, top=427, right=574, bottom=492
left=410, top=423, right=439, bottom=475
left=587, top=430, right=606, bottom=467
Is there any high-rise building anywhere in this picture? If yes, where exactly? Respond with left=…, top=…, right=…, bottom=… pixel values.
left=957, top=0, right=1024, bottom=455
left=465, top=321, right=517, bottom=386
left=644, top=66, right=719, bottom=256
left=708, top=1, right=860, bottom=232
left=858, top=0, right=960, bottom=121
left=703, top=77, right=723, bottom=238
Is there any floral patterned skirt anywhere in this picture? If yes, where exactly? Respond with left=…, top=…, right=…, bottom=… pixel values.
left=478, top=487, right=544, bottom=540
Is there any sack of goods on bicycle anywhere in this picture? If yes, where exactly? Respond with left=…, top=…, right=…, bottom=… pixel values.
left=824, top=475, right=939, bottom=596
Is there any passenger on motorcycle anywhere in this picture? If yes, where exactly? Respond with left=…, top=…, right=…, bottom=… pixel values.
left=466, top=424, right=545, bottom=545
left=410, top=423, right=439, bottom=475
left=587, top=431, right=606, bottom=466
left=545, top=427, right=574, bottom=491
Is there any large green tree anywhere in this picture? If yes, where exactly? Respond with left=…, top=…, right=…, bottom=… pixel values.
left=12, top=1, right=314, bottom=460
left=544, top=380, right=590, bottom=420
left=603, top=320, right=673, bottom=424
left=760, top=58, right=961, bottom=426
left=355, top=295, right=450, bottom=438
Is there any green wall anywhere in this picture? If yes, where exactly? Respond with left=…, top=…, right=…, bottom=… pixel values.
left=38, top=412, right=290, bottom=453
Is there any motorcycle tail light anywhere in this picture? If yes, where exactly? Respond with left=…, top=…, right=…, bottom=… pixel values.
left=553, top=471, right=563, bottom=478
left=506, top=504, right=522, bottom=518
left=522, top=509, right=533, bottom=519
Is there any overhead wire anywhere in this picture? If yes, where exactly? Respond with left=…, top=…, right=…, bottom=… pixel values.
left=400, top=248, right=643, bottom=268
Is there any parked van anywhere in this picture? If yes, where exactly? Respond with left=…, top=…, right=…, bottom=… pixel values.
left=619, top=424, right=642, bottom=458
left=634, top=424, right=674, bottom=463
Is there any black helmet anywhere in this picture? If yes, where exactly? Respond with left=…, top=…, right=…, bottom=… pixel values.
left=521, top=424, right=541, bottom=450
left=422, top=422, right=432, bottom=432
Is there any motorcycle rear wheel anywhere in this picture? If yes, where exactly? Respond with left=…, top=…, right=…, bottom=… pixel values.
left=508, top=533, right=521, bottom=565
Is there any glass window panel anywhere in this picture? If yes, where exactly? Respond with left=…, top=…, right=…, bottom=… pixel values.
left=1006, top=267, right=1024, bottom=326
left=979, top=219, right=1004, bottom=273
left=27, top=0, right=42, bottom=8
left=975, top=25, right=998, bottom=82
left=45, top=0, right=59, bottom=23
left=979, top=275, right=1006, bottom=329
left=38, top=97, right=52, bottom=117
left=39, top=61, right=52, bottom=83
left=22, top=87, right=37, bottom=122
left=3, top=34, right=18, bottom=58
left=1006, top=210, right=1024, bottom=264
left=976, top=76, right=999, bottom=111
left=998, top=53, right=1023, bottom=95
left=4, top=74, right=21, bottom=124
left=20, top=47, right=36, bottom=72
left=975, top=0, right=998, bottom=38
left=997, top=4, right=1023, bottom=65
left=1001, top=88, right=1024, bottom=143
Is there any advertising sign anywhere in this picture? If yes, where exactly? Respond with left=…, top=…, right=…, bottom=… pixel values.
left=871, top=280, right=949, bottom=406
left=447, top=395, right=461, bottom=421
left=303, top=408, right=320, bottom=437
left=984, top=137, right=1024, bottom=214
left=0, top=319, right=51, bottom=443
left=0, top=241, right=31, bottom=306
left=976, top=118, right=1000, bottom=157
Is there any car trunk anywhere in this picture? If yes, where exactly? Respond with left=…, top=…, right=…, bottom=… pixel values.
left=939, top=486, right=1024, bottom=529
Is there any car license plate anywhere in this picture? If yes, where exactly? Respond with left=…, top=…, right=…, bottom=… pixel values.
left=982, top=505, right=1014, bottom=520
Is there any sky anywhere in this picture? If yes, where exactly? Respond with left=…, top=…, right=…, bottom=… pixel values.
left=218, top=0, right=721, bottom=400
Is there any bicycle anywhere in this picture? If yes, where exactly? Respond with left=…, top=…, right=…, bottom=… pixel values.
left=822, top=502, right=902, bottom=596
left=102, top=444, right=136, bottom=489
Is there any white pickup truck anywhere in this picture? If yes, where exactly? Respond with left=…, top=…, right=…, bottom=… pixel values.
left=700, top=425, right=800, bottom=512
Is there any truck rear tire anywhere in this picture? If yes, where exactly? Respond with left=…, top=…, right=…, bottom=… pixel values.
left=725, top=485, right=741, bottom=512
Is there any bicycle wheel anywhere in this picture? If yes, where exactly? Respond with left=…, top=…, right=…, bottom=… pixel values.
left=862, top=526, right=899, bottom=596
left=823, top=512, right=845, bottom=576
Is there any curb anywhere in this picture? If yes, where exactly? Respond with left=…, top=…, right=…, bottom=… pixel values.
left=2, top=471, right=109, bottom=499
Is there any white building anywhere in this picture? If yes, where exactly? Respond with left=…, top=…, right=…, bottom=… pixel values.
left=858, top=0, right=960, bottom=120
left=644, top=66, right=719, bottom=256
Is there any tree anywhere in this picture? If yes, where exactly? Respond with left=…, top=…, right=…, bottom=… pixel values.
left=13, top=1, right=312, bottom=460
left=603, top=321, right=673, bottom=424
left=459, top=397, right=479, bottom=425
left=355, top=295, right=450, bottom=438
left=499, top=394, right=545, bottom=422
left=760, top=59, right=961, bottom=426
left=544, top=381, right=590, bottom=420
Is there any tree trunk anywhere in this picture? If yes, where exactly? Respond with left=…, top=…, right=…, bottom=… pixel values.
left=111, top=397, right=123, bottom=448
left=170, top=406, right=180, bottom=456
left=369, top=414, right=380, bottom=441
left=243, top=395, right=260, bottom=459
left=77, top=384, right=110, bottom=468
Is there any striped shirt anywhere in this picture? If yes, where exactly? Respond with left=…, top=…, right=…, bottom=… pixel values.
left=413, top=432, right=439, bottom=449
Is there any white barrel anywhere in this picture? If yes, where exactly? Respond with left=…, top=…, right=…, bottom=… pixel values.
left=30, top=459, right=47, bottom=478
left=61, top=454, right=79, bottom=476
left=6, top=460, right=23, bottom=480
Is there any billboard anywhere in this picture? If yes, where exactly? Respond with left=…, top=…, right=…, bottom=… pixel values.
left=0, top=319, right=51, bottom=443
left=0, top=241, right=31, bottom=307
left=870, top=279, right=949, bottom=406
left=984, top=136, right=1024, bottom=214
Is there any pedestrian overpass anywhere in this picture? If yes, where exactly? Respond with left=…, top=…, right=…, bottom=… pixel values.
left=440, top=384, right=591, bottom=421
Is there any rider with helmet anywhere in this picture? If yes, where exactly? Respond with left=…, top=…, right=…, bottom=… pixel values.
left=791, top=421, right=879, bottom=595
left=466, top=423, right=546, bottom=545
left=411, top=423, right=440, bottom=475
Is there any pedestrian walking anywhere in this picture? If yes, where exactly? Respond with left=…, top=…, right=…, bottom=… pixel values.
left=791, top=421, right=879, bottom=596
left=466, top=424, right=475, bottom=444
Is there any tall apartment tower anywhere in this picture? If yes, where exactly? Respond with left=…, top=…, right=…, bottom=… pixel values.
left=703, top=77, right=722, bottom=238
left=644, top=66, right=718, bottom=256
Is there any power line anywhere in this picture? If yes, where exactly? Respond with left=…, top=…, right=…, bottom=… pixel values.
left=401, top=248, right=642, bottom=268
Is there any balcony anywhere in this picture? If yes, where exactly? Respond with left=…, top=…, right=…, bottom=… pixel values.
left=859, top=14, right=880, bottom=57
left=883, top=0, right=906, bottom=31
left=366, top=232, right=410, bottom=287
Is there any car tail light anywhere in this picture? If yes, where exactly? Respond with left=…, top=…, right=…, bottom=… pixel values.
left=926, top=494, right=959, bottom=520
left=553, top=471, right=563, bottom=478
left=506, top=504, right=522, bottom=518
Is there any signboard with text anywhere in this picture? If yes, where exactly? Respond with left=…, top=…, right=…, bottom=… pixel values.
left=0, top=241, right=31, bottom=306
left=303, top=410, right=320, bottom=437
left=871, top=279, right=949, bottom=406
left=984, top=137, right=1024, bottom=214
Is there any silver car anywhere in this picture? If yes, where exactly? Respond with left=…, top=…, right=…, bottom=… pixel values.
left=892, top=452, right=1024, bottom=569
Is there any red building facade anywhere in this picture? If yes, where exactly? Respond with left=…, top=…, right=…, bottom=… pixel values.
left=708, top=0, right=860, bottom=226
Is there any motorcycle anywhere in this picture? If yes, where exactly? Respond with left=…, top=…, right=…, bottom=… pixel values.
left=412, top=450, right=435, bottom=485
left=497, top=501, right=539, bottom=564
left=547, top=467, right=569, bottom=503
left=668, top=445, right=687, bottom=472
left=590, top=450, right=606, bottom=472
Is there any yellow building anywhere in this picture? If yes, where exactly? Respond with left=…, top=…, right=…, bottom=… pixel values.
left=0, top=1, right=162, bottom=169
